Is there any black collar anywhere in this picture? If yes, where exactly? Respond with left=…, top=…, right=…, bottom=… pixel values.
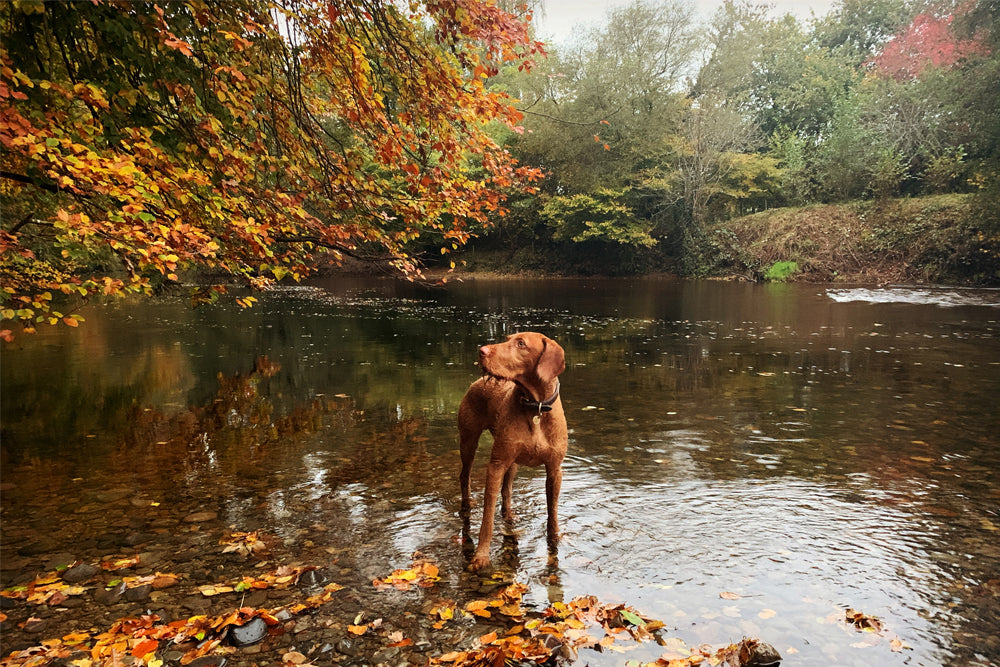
left=520, top=380, right=560, bottom=413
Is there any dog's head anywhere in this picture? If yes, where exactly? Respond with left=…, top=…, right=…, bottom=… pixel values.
left=478, top=332, right=565, bottom=387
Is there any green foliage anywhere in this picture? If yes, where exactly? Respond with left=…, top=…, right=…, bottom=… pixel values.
left=868, top=148, right=909, bottom=200
left=541, top=189, right=657, bottom=247
left=764, top=261, right=799, bottom=281
left=923, top=147, right=967, bottom=193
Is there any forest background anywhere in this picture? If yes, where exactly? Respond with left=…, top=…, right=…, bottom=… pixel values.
left=2, top=0, right=999, bottom=336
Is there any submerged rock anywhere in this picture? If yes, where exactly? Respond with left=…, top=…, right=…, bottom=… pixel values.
left=741, top=639, right=782, bottom=666
left=94, top=581, right=126, bottom=606
left=62, top=563, right=99, bottom=583
left=124, top=584, right=152, bottom=602
left=227, top=617, right=268, bottom=647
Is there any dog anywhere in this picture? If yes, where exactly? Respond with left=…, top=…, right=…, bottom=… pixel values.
left=458, top=332, right=568, bottom=570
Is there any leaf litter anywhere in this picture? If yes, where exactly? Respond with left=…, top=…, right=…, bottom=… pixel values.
left=1, top=552, right=921, bottom=667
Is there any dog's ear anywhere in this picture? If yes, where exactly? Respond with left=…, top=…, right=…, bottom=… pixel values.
left=535, top=336, right=565, bottom=383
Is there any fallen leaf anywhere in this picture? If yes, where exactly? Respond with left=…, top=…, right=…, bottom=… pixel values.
left=719, top=591, right=742, bottom=600
left=131, top=639, right=159, bottom=658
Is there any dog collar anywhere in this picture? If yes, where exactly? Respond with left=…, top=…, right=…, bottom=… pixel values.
left=520, top=380, right=560, bottom=413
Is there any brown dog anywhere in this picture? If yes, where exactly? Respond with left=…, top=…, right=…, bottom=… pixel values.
left=458, top=332, right=568, bottom=570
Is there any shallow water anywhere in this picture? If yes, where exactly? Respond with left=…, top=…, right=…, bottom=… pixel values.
left=2, top=277, right=999, bottom=666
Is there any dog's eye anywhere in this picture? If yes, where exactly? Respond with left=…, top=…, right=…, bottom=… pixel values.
left=516, top=339, right=526, bottom=348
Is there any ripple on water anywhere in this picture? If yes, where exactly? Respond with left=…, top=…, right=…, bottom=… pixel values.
left=827, top=286, right=1000, bottom=307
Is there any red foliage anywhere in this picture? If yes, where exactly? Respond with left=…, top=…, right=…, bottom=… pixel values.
left=871, top=2, right=990, bottom=80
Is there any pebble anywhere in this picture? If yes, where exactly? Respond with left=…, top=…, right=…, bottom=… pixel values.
left=186, top=657, right=227, bottom=667
left=138, top=550, right=164, bottom=566
left=151, top=574, right=179, bottom=590
left=22, top=618, right=49, bottom=634
left=180, top=596, right=211, bottom=613
left=62, top=563, right=99, bottom=583
left=227, top=617, right=268, bottom=647
left=45, top=552, right=77, bottom=570
left=184, top=511, right=218, bottom=523
left=94, top=581, right=126, bottom=606
left=336, top=638, right=361, bottom=656
left=125, top=584, right=152, bottom=603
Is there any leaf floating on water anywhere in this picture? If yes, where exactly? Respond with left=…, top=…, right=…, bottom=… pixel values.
left=466, top=600, right=492, bottom=618
left=373, top=559, right=440, bottom=591
left=220, top=530, right=270, bottom=558
left=619, top=609, right=644, bottom=626
left=845, top=608, right=884, bottom=633
left=889, top=637, right=911, bottom=652
left=198, top=584, right=234, bottom=597
left=719, top=591, right=743, bottom=600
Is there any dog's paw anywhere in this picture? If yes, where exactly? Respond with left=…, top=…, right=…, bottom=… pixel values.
left=468, top=552, right=491, bottom=571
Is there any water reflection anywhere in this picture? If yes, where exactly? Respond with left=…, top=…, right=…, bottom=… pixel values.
left=1, top=278, right=999, bottom=666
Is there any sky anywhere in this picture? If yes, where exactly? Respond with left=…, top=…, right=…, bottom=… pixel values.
left=533, top=0, right=839, bottom=44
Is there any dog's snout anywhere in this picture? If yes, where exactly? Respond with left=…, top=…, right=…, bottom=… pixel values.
left=479, top=345, right=491, bottom=357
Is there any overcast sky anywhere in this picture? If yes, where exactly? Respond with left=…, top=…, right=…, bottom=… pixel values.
left=533, top=0, right=839, bottom=44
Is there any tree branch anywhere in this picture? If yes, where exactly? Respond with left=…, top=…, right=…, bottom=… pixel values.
left=271, top=235, right=399, bottom=263
left=1, top=170, right=63, bottom=194
left=519, top=106, right=623, bottom=126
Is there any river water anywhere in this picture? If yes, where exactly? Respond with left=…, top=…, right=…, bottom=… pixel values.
left=2, top=277, right=999, bottom=666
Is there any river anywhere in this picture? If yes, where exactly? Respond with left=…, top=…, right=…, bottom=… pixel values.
left=2, top=277, right=998, bottom=666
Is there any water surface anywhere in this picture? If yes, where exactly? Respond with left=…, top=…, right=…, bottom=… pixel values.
left=2, top=277, right=998, bottom=666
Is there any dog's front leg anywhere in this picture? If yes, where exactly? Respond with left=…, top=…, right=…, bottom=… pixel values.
left=470, top=460, right=507, bottom=570
left=545, top=463, right=562, bottom=543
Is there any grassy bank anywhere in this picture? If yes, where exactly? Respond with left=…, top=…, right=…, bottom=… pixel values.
left=697, top=194, right=1000, bottom=285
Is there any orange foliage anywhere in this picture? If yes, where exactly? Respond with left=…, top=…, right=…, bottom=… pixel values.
left=0, top=0, right=544, bottom=334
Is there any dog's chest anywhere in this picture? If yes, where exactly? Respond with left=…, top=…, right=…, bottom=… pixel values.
left=512, top=415, right=565, bottom=466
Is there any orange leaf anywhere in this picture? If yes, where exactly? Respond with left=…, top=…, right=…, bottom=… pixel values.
left=348, top=625, right=367, bottom=635
left=132, top=639, right=159, bottom=658
left=62, top=317, right=79, bottom=327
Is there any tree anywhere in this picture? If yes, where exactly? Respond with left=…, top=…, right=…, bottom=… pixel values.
left=0, top=0, right=544, bottom=336
left=812, top=0, right=912, bottom=58
left=871, top=2, right=990, bottom=80
left=485, top=0, right=700, bottom=270
left=669, top=99, right=762, bottom=224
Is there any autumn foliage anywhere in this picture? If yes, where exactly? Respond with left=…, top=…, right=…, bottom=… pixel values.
left=0, top=0, right=544, bottom=334
left=870, top=2, right=990, bottom=80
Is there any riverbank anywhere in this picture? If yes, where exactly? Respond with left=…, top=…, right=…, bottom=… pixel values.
left=446, top=194, right=999, bottom=286
left=698, top=194, right=998, bottom=285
